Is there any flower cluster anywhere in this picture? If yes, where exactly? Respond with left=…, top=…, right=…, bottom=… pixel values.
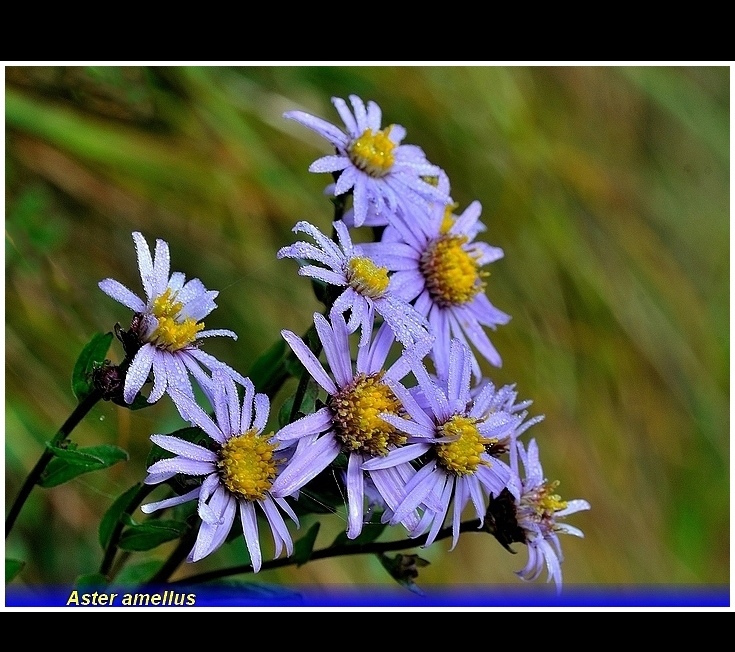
left=98, top=94, right=589, bottom=592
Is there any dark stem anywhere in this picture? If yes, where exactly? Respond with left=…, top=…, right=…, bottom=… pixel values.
left=167, top=518, right=487, bottom=586
left=99, top=483, right=156, bottom=578
left=5, top=388, right=102, bottom=539
left=147, top=527, right=199, bottom=585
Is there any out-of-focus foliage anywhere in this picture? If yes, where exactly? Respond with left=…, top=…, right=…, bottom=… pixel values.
left=5, top=65, right=728, bottom=589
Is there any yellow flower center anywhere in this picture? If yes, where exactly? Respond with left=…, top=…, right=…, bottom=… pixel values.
left=436, top=415, right=494, bottom=475
left=347, top=257, right=390, bottom=299
left=524, top=480, right=568, bottom=518
left=149, top=288, right=204, bottom=351
left=439, top=203, right=460, bottom=234
left=217, top=429, right=279, bottom=501
left=420, top=235, right=486, bottom=307
left=330, top=372, right=406, bottom=456
left=347, top=127, right=396, bottom=177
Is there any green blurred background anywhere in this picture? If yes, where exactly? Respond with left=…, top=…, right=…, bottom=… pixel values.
left=4, top=65, right=729, bottom=595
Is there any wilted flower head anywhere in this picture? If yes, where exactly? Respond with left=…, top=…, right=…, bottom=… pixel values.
left=510, top=438, right=591, bottom=593
left=98, top=231, right=246, bottom=414
left=284, top=94, right=452, bottom=228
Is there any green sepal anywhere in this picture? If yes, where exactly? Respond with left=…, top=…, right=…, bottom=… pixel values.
left=99, top=483, right=143, bottom=549
left=39, top=444, right=129, bottom=488
left=72, top=332, right=113, bottom=401
left=75, top=573, right=109, bottom=590
left=117, top=519, right=190, bottom=552
left=378, top=552, right=430, bottom=596
left=5, top=558, right=25, bottom=582
left=292, top=522, right=320, bottom=566
left=113, top=560, right=164, bottom=586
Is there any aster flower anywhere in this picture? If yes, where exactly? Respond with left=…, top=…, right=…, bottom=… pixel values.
left=140, top=371, right=300, bottom=571
left=270, top=311, right=434, bottom=539
left=277, top=219, right=429, bottom=347
left=284, top=94, right=452, bottom=228
left=509, top=437, right=591, bottom=593
left=363, top=339, right=522, bottom=548
left=359, top=186, right=510, bottom=380
left=98, top=231, right=246, bottom=413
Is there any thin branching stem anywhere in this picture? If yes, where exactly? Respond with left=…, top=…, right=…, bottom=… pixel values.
left=166, top=518, right=491, bottom=586
left=5, top=388, right=103, bottom=539
left=99, top=483, right=156, bottom=578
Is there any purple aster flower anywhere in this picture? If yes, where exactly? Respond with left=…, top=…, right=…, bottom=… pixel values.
left=277, top=219, right=429, bottom=347
left=511, top=437, right=591, bottom=593
left=98, top=232, right=246, bottom=413
left=363, top=339, right=522, bottom=549
left=140, top=371, right=300, bottom=571
left=284, top=94, right=452, bottom=228
left=359, top=187, right=510, bottom=380
left=270, top=311, right=434, bottom=539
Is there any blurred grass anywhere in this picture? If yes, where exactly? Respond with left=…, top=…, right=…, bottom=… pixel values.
left=4, top=65, right=729, bottom=591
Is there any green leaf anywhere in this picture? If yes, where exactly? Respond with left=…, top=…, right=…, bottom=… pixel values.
left=120, top=513, right=138, bottom=527
left=283, top=354, right=305, bottom=379
left=247, top=338, right=290, bottom=395
left=99, top=483, right=143, bottom=549
left=278, top=378, right=320, bottom=427
left=118, top=519, right=189, bottom=552
left=48, top=442, right=127, bottom=465
left=39, top=444, right=129, bottom=488
left=5, top=558, right=25, bottom=582
left=111, top=392, right=151, bottom=411
left=278, top=395, right=296, bottom=428
left=292, top=522, right=320, bottom=566
left=114, top=560, right=163, bottom=586
left=378, top=553, right=430, bottom=596
left=72, top=332, right=113, bottom=401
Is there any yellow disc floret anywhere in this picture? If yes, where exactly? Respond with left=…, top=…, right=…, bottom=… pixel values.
left=347, top=127, right=396, bottom=177
left=347, top=257, right=390, bottom=299
left=420, top=235, right=486, bottom=307
left=524, top=480, right=568, bottom=518
left=217, top=429, right=279, bottom=501
left=330, top=372, right=406, bottom=456
left=439, top=203, right=460, bottom=234
left=437, top=415, right=494, bottom=475
left=149, top=288, right=204, bottom=351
